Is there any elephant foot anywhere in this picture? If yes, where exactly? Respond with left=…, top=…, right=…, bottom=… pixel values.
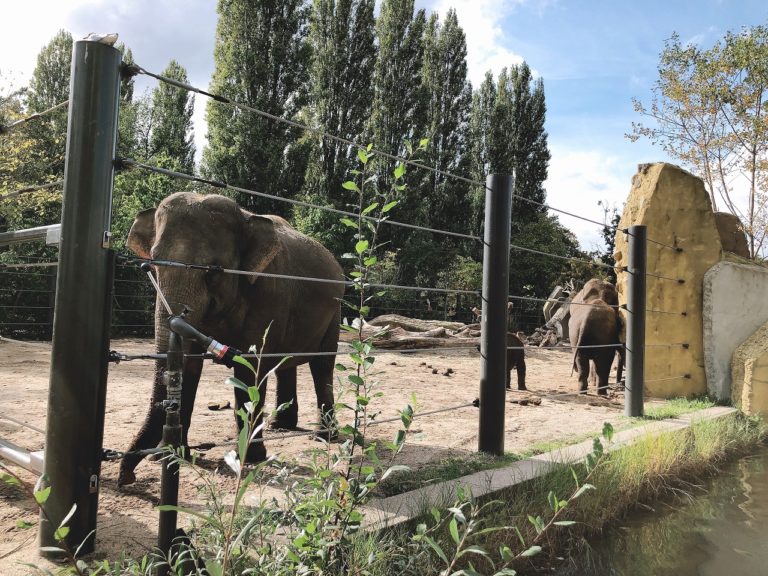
left=517, top=385, right=528, bottom=391
left=117, top=468, right=136, bottom=487
left=270, top=417, right=298, bottom=431
left=244, top=441, right=267, bottom=464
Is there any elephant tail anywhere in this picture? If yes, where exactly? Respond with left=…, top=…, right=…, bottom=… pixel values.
left=570, top=327, right=584, bottom=377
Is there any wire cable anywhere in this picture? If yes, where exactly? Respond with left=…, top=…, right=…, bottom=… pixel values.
left=118, top=159, right=480, bottom=242
left=0, top=262, right=58, bottom=269
left=130, top=65, right=486, bottom=190
left=0, top=413, right=45, bottom=435
left=508, top=294, right=621, bottom=309
left=0, top=100, right=68, bottom=134
left=0, top=180, right=64, bottom=202
left=510, top=243, right=619, bottom=271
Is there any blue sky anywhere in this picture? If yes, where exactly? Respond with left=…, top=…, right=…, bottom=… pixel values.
left=1, top=0, right=766, bottom=249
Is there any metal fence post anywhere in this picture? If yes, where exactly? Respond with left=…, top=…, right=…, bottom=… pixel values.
left=40, top=39, right=121, bottom=557
left=479, top=173, right=513, bottom=455
left=625, top=225, right=647, bottom=417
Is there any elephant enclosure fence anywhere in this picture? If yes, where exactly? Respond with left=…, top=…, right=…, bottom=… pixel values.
left=0, top=334, right=631, bottom=569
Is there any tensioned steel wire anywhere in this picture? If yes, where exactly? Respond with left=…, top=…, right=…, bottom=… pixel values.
left=0, top=100, right=69, bottom=135
left=0, top=180, right=64, bottom=202
left=132, top=64, right=683, bottom=251
left=119, top=159, right=481, bottom=242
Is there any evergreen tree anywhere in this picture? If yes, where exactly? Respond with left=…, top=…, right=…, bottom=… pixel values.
left=295, top=0, right=376, bottom=255
left=368, top=0, right=428, bottom=284
left=405, top=9, right=473, bottom=285
left=26, top=29, right=73, bottom=179
left=202, top=0, right=311, bottom=216
left=149, top=60, right=195, bottom=172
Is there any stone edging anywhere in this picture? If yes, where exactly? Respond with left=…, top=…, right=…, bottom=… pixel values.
left=360, top=406, right=738, bottom=531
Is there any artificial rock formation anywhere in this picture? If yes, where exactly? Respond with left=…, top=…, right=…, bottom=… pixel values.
left=615, top=163, right=722, bottom=398
left=714, top=212, right=750, bottom=258
left=731, top=321, right=768, bottom=417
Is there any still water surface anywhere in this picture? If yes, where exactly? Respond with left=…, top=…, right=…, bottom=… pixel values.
left=554, top=445, right=768, bottom=576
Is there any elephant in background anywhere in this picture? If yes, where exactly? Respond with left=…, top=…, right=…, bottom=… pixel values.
left=506, top=332, right=527, bottom=390
left=118, top=192, right=344, bottom=486
left=568, top=279, right=624, bottom=395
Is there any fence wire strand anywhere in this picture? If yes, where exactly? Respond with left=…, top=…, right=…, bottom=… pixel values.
left=119, top=158, right=481, bottom=242
left=0, top=100, right=69, bottom=134
left=0, top=180, right=64, bottom=202
left=131, top=65, right=487, bottom=190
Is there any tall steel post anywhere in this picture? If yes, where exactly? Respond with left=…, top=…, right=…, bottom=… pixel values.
left=478, top=173, right=513, bottom=455
left=625, top=225, right=647, bottom=417
left=40, top=40, right=121, bottom=556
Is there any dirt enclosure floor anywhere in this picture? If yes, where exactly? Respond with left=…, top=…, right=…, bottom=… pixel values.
left=0, top=336, right=635, bottom=573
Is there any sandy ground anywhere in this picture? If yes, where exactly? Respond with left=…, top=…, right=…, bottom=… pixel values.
left=0, top=336, right=633, bottom=574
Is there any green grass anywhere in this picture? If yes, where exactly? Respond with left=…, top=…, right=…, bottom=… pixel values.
left=643, top=396, right=716, bottom=420
left=376, top=453, right=522, bottom=497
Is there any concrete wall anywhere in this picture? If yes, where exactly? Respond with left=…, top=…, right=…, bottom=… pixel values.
left=615, top=163, right=722, bottom=398
left=703, top=261, right=768, bottom=400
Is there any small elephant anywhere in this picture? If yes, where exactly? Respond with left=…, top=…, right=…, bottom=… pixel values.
left=568, top=279, right=624, bottom=396
left=476, top=332, right=526, bottom=390
left=506, top=332, right=527, bottom=390
left=118, top=192, right=344, bottom=486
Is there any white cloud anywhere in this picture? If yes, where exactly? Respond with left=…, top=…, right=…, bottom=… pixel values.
left=544, top=145, right=633, bottom=251
left=427, top=0, right=527, bottom=86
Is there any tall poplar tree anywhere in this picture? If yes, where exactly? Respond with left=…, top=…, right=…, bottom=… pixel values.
left=26, top=29, right=73, bottom=179
left=202, top=0, right=311, bottom=216
left=296, top=0, right=376, bottom=254
left=149, top=60, right=196, bottom=172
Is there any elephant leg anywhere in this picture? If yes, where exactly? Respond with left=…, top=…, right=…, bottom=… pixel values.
left=616, top=346, right=625, bottom=386
left=233, top=362, right=267, bottom=463
left=118, top=362, right=166, bottom=486
left=272, top=366, right=299, bottom=429
left=308, top=355, right=337, bottom=439
left=576, top=354, right=590, bottom=392
left=517, top=357, right=527, bottom=391
left=506, top=368, right=512, bottom=390
left=596, top=351, right=613, bottom=396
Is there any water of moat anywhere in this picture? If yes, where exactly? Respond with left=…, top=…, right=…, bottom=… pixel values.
left=553, top=444, right=768, bottom=576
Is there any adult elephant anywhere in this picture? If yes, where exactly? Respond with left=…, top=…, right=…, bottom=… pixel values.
left=117, top=192, right=344, bottom=486
left=568, top=279, right=624, bottom=395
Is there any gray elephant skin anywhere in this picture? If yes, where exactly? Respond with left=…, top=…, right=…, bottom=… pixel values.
left=118, top=192, right=344, bottom=486
left=568, top=279, right=624, bottom=395
left=506, top=332, right=526, bottom=390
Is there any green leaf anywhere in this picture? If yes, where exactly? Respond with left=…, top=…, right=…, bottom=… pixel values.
left=393, top=163, right=406, bottom=179
left=58, top=503, right=77, bottom=530
left=340, top=217, right=359, bottom=229
left=363, top=256, right=377, bottom=266
left=361, top=202, right=379, bottom=215
left=553, top=520, right=577, bottom=526
left=348, top=374, right=364, bottom=386
left=226, top=376, right=249, bottom=393
left=573, top=483, right=595, bottom=499
left=521, top=545, right=542, bottom=557
left=380, top=464, right=409, bottom=482
left=382, top=200, right=398, bottom=213
left=419, top=137, right=430, bottom=148
left=232, top=355, right=256, bottom=375
left=422, top=535, right=448, bottom=563
left=358, top=149, right=369, bottom=164
left=34, top=486, right=51, bottom=505
left=602, top=421, right=614, bottom=442
left=335, top=363, right=347, bottom=371
left=448, top=506, right=467, bottom=524
left=355, top=239, right=369, bottom=254
left=0, top=473, right=20, bottom=487
left=54, top=526, right=70, bottom=541
left=547, top=490, right=558, bottom=511
left=449, top=517, right=460, bottom=544
left=342, top=180, right=360, bottom=192
left=16, top=519, right=35, bottom=529
left=499, top=544, right=514, bottom=562
left=493, top=568, right=518, bottom=575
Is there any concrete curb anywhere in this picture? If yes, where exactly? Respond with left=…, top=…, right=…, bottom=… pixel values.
left=360, top=406, right=738, bottom=531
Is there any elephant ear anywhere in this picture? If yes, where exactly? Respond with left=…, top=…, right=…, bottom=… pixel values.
left=127, top=207, right=157, bottom=259
left=241, top=211, right=281, bottom=284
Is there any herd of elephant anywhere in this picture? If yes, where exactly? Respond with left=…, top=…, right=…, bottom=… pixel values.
left=116, top=193, right=623, bottom=486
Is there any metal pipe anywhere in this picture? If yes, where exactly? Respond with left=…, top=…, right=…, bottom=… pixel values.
left=478, top=173, right=513, bottom=455
left=0, top=224, right=61, bottom=247
left=625, top=225, right=647, bottom=417
left=157, top=329, right=183, bottom=575
left=0, top=439, right=44, bottom=474
left=40, top=40, right=121, bottom=557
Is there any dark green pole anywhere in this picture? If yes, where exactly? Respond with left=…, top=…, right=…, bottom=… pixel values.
left=478, top=174, right=513, bottom=455
left=40, top=39, right=121, bottom=557
left=625, top=225, right=647, bottom=417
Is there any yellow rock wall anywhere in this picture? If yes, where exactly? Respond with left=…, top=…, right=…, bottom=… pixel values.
left=615, top=163, right=722, bottom=398
left=731, top=322, right=768, bottom=416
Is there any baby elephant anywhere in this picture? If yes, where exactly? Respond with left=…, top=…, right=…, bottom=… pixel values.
left=477, top=332, right=527, bottom=390
left=506, top=332, right=527, bottom=390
